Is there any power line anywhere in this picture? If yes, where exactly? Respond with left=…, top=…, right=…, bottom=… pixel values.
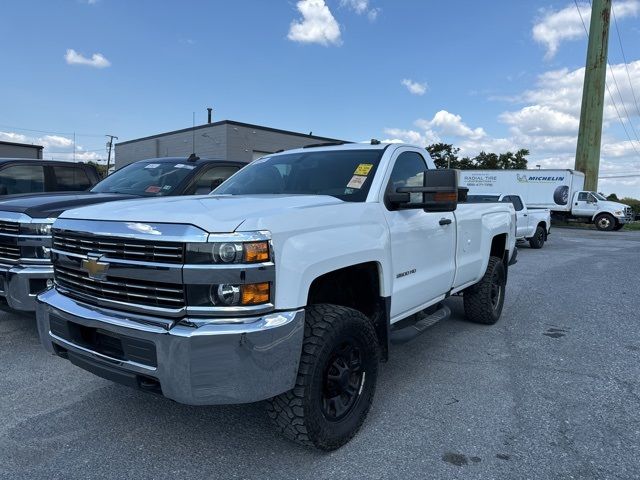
left=611, top=3, right=640, bottom=118
left=0, top=124, right=105, bottom=138
left=573, top=0, right=640, bottom=158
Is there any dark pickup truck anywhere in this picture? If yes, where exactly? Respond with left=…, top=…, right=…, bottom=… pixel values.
left=0, top=156, right=244, bottom=312
left=0, top=158, right=100, bottom=196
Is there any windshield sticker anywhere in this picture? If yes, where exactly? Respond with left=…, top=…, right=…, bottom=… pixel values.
left=145, top=186, right=161, bottom=193
left=347, top=175, right=367, bottom=189
left=354, top=164, right=373, bottom=176
left=175, top=164, right=195, bottom=170
left=162, top=185, right=172, bottom=190
left=145, top=163, right=160, bottom=169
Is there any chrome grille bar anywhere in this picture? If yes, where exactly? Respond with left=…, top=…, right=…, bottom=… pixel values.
left=52, top=230, right=184, bottom=264
left=0, top=221, right=19, bottom=235
left=54, top=264, right=185, bottom=309
left=0, top=244, right=20, bottom=263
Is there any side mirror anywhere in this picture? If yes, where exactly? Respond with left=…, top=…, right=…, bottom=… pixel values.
left=387, top=169, right=458, bottom=212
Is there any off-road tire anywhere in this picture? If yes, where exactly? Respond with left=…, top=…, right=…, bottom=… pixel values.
left=463, top=256, right=506, bottom=325
left=594, top=213, right=615, bottom=231
left=266, top=304, right=380, bottom=450
left=528, top=225, right=546, bottom=249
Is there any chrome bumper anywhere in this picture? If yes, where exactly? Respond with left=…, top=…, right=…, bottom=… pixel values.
left=36, top=288, right=305, bottom=405
left=0, top=263, right=53, bottom=312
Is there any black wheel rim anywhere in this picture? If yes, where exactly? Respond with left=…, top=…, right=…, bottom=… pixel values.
left=321, top=341, right=364, bottom=421
left=490, top=270, right=503, bottom=311
left=537, top=229, right=544, bottom=243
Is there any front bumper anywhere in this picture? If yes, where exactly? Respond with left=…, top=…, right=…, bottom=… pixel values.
left=36, top=288, right=305, bottom=405
left=0, top=262, right=53, bottom=312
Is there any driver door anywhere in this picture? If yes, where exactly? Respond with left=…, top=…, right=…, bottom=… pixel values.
left=573, top=192, right=598, bottom=217
left=382, top=150, right=456, bottom=321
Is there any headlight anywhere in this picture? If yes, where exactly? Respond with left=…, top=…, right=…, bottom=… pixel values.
left=187, top=282, right=271, bottom=307
left=20, top=223, right=52, bottom=236
left=186, top=241, right=270, bottom=264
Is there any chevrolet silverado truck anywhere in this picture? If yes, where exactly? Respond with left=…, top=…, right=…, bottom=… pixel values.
left=0, top=156, right=243, bottom=312
left=467, top=193, right=551, bottom=249
left=37, top=143, right=516, bottom=450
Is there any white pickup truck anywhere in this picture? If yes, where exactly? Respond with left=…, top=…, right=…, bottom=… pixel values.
left=467, top=193, right=551, bottom=249
left=36, top=143, right=516, bottom=450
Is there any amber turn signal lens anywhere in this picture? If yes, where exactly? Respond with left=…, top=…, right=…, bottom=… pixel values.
left=434, top=192, right=457, bottom=202
left=241, top=282, right=270, bottom=305
left=243, top=241, right=269, bottom=263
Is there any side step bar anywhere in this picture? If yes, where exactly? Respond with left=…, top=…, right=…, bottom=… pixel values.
left=390, top=305, right=451, bottom=344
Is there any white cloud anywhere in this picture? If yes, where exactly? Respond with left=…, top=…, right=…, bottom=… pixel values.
left=65, top=49, right=111, bottom=68
left=499, top=105, right=579, bottom=136
left=419, top=110, right=487, bottom=140
left=532, top=0, right=640, bottom=59
left=288, top=0, right=342, bottom=46
left=40, top=135, right=74, bottom=148
left=382, top=127, right=440, bottom=147
left=0, top=131, right=29, bottom=143
left=401, top=78, right=428, bottom=96
left=340, top=0, right=380, bottom=21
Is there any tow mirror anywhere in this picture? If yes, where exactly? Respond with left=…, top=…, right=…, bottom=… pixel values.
left=387, top=169, right=458, bottom=212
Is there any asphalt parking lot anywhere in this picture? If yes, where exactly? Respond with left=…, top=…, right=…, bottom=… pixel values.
left=1, top=227, right=639, bottom=480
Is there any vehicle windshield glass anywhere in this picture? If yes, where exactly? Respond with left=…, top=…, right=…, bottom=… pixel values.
left=91, top=161, right=197, bottom=196
left=213, top=149, right=384, bottom=202
left=592, top=192, right=607, bottom=201
left=467, top=195, right=500, bottom=202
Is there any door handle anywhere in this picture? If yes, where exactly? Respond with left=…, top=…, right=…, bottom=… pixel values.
left=575, top=202, right=578, bottom=206
left=439, top=218, right=452, bottom=226
left=523, top=214, right=528, bottom=217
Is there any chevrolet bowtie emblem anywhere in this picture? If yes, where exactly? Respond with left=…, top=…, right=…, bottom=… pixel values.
left=81, top=254, right=109, bottom=280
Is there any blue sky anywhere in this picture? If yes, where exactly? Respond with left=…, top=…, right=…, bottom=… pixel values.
left=1, top=0, right=639, bottom=196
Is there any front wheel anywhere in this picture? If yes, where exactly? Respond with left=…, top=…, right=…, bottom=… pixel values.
left=594, top=213, right=616, bottom=231
left=528, top=225, right=546, bottom=249
left=463, top=256, right=506, bottom=325
left=267, top=304, right=380, bottom=450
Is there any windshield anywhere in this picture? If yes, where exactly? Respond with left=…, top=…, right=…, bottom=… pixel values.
left=592, top=192, right=607, bottom=201
left=214, top=149, right=383, bottom=202
left=91, top=161, right=197, bottom=196
left=467, top=194, right=500, bottom=202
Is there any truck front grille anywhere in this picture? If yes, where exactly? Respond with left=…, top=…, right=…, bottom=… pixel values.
left=0, top=221, right=19, bottom=235
left=0, top=244, right=20, bottom=263
left=52, top=230, right=184, bottom=264
left=54, top=264, right=185, bottom=310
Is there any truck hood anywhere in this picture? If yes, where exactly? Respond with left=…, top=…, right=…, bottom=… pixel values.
left=59, top=194, right=344, bottom=233
left=0, top=192, right=137, bottom=219
left=600, top=200, right=629, bottom=211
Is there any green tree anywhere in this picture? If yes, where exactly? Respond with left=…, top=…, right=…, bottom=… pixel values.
left=426, top=143, right=460, bottom=169
left=86, top=161, right=108, bottom=179
left=606, top=193, right=619, bottom=201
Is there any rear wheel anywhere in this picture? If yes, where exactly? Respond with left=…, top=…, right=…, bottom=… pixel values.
left=594, top=213, right=615, bottom=231
left=528, top=225, right=546, bottom=249
left=267, top=304, right=379, bottom=450
left=463, top=256, right=506, bottom=325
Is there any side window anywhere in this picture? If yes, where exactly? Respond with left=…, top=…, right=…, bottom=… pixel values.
left=0, top=165, right=45, bottom=195
left=53, top=166, right=92, bottom=191
left=192, top=166, right=240, bottom=194
left=500, top=195, right=512, bottom=204
left=588, top=193, right=598, bottom=203
left=387, top=152, right=428, bottom=205
left=512, top=196, right=524, bottom=211
left=577, top=192, right=588, bottom=201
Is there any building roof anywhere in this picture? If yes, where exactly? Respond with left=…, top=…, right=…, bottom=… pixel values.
left=0, top=140, right=44, bottom=150
left=115, top=120, right=345, bottom=146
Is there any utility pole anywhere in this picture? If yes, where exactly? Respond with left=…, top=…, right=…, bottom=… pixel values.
left=105, top=134, right=118, bottom=174
left=574, top=0, right=612, bottom=192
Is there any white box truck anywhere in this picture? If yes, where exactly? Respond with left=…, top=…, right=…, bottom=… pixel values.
left=459, top=169, right=634, bottom=231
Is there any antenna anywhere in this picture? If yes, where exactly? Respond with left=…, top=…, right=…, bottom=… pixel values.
left=192, top=112, right=196, bottom=156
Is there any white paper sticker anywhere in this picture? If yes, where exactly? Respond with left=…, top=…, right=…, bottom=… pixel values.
left=347, top=175, right=367, bottom=189
left=145, top=163, right=160, bottom=169
left=175, top=164, right=195, bottom=170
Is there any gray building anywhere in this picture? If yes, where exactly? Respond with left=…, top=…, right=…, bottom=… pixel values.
left=0, top=140, right=43, bottom=159
left=115, top=120, right=345, bottom=169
